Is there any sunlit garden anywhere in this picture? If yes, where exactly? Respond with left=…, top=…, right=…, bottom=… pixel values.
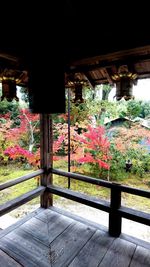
left=0, top=85, right=150, bottom=213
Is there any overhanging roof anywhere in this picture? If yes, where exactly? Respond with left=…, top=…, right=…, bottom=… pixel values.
left=64, top=1, right=150, bottom=87
left=0, top=2, right=150, bottom=89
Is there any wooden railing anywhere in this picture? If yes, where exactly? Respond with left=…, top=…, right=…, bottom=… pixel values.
left=0, top=169, right=45, bottom=216
left=0, top=167, right=150, bottom=237
left=50, top=168, right=150, bottom=237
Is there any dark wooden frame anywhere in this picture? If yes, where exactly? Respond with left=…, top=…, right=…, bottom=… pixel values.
left=40, top=114, right=53, bottom=208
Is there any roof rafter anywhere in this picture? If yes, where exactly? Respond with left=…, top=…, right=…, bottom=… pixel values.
left=66, top=54, right=150, bottom=74
left=100, top=68, right=114, bottom=85
left=83, top=72, right=95, bottom=89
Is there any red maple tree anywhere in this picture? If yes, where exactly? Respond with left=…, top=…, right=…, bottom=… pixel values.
left=76, top=125, right=111, bottom=171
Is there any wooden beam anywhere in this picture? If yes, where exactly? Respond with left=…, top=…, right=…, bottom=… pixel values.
left=119, top=184, right=150, bottom=198
left=66, top=53, right=150, bottom=74
left=47, top=185, right=110, bottom=212
left=94, top=78, right=109, bottom=84
left=68, top=45, right=150, bottom=67
left=51, top=168, right=112, bottom=188
left=119, top=206, right=150, bottom=226
left=51, top=168, right=150, bottom=198
left=0, top=186, right=45, bottom=216
left=100, top=68, right=114, bottom=85
left=0, top=169, right=44, bottom=191
left=83, top=72, right=95, bottom=89
left=40, top=114, right=53, bottom=208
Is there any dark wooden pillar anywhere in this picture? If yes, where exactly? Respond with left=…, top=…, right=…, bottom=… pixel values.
left=109, top=184, right=121, bottom=237
left=40, top=114, right=53, bottom=208
left=68, top=87, right=71, bottom=189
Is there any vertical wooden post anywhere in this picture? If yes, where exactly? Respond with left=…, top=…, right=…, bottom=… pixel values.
left=40, top=114, right=53, bottom=208
left=109, top=184, right=121, bottom=237
left=68, top=87, right=71, bottom=189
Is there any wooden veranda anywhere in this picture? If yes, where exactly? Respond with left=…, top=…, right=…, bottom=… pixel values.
left=0, top=207, right=150, bottom=267
left=0, top=1, right=150, bottom=266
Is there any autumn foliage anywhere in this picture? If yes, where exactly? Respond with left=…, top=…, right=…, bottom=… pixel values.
left=77, top=126, right=111, bottom=170
left=111, top=124, right=150, bottom=153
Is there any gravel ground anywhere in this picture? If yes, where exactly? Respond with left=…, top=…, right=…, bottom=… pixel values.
left=0, top=199, right=150, bottom=243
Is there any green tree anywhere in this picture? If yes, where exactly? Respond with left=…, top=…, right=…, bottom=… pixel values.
left=126, top=100, right=142, bottom=119
left=140, top=101, right=150, bottom=118
left=19, top=87, right=29, bottom=103
left=102, top=84, right=112, bottom=100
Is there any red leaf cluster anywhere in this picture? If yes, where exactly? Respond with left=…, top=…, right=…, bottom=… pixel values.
left=77, top=126, right=111, bottom=170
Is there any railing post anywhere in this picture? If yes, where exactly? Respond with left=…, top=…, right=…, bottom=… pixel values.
left=40, top=114, right=53, bottom=208
left=109, top=184, right=121, bottom=237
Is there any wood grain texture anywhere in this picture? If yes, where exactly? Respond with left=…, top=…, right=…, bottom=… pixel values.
left=69, top=230, right=114, bottom=267
left=20, top=211, right=74, bottom=245
left=49, top=206, right=108, bottom=232
left=130, top=246, right=150, bottom=267
left=0, top=230, right=52, bottom=267
left=120, top=233, right=150, bottom=250
left=98, top=238, right=136, bottom=267
left=40, top=114, right=53, bottom=208
left=0, top=208, right=43, bottom=238
left=48, top=222, right=95, bottom=267
left=35, top=208, right=60, bottom=222
left=0, top=208, right=150, bottom=267
left=0, top=249, right=22, bottom=267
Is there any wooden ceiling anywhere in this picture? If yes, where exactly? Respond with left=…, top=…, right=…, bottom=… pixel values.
left=0, top=1, right=150, bottom=90
left=64, top=1, right=150, bottom=88
left=65, top=45, right=150, bottom=88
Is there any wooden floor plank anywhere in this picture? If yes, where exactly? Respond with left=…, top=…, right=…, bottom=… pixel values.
left=120, top=233, right=150, bottom=250
left=130, top=246, right=150, bottom=267
left=19, top=212, right=74, bottom=245
left=69, top=230, right=114, bottom=267
left=98, top=238, right=136, bottom=267
left=0, top=240, right=38, bottom=267
left=0, top=207, right=43, bottom=239
left=0, top=230, right=52, bottom=267
left=35, top=208, right=59, bottom=222
left=0, top=249, right=22, bottom=267
left=0, top=221, right=95, bottom=267
left=0, top=208, right=150, bottom=267
left=49, top=221, right=96, bottom=267
left=49, top=206, right=108, bottom=232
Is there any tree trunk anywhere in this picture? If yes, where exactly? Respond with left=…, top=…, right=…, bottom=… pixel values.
left=102, top=84, right=112, bottom=100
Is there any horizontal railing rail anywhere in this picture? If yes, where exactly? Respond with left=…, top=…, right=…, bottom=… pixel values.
left=51, top=168, right=150, bottom=237
left=0, top=186, right=45, bottom=216
left=119, top=206, right=150, bottom=226
left=51, top=168, right=112, bottom=188
left=0, top=169, right=46, bottom=217
left=51, top=168, right=150, bottom=198
left=48, top=185, right=110, bottom=212
left=0, top=169, right=44, bottom=191
left=0, top=167, right=149, bottom=237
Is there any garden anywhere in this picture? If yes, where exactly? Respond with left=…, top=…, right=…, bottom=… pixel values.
left=0, top=85, right=150, bottom=215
